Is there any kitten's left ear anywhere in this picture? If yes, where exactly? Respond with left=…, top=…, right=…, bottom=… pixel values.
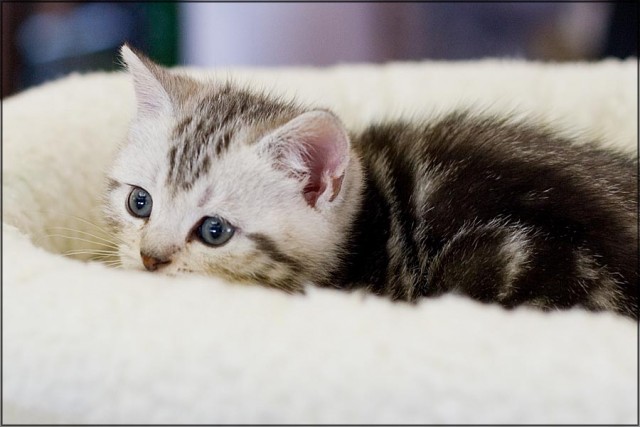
left=259, top=111, right=350, bottom=209
left=120, top=44, right=198, bottom=118
left=121, top=44, right=173, bottom=118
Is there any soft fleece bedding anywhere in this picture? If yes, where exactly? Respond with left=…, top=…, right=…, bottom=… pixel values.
left=2, top=59, right=638, bottom=424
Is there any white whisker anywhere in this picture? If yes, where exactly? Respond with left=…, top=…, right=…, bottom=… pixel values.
left=68, top=215, right=127, bottom=244
left=48, top=226, right=122, bottom=247
left=101, top=261, right=123, bottom=267
left=64, top=249, right=118, bottom=257
left=43, top=234, right=120, bottom=250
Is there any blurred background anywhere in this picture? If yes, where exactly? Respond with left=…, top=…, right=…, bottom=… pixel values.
left=2, top=2, right=637, bottom=98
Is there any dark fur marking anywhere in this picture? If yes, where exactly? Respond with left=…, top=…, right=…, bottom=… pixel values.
left=214, top=129, right=232, bottom=156
left=334, top=112, right=638, bottom=318
left=165, top=85, right=302, bottom=192
left=140, top=68, right=636, bottom=317
left=247, top=233, right=303, bottom=274
left=105, top=178, right=122, bottom=193
left=174, top=116, right=191, bottom=137
left=167, top=145, right=178, bottom=184
left=326, top=172, right=392, bottom=295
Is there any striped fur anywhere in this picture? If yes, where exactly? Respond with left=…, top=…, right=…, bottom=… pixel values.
left=105, top=46, right=638, bottom=319
left=330, top=116, right=638, bottom=318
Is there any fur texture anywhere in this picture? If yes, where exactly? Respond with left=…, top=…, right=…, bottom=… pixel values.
left=106, top=46, right=364, bottom=293
left=106, top=46, right=638, bottom=318
left=3, top=55, right=638, bottom=424
left=336, top=114, right=638, bottom=318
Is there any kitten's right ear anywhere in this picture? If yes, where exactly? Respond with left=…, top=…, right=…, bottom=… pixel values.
left=258, top=111, right=351, bottom=209
left=120, top=44, right=172, bottom=118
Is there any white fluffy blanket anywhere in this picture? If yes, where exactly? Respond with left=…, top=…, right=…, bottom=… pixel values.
left=2, top=59, right=638, bottom=424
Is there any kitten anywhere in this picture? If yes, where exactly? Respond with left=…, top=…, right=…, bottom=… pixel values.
left=104, top=45, right=638, bottom=319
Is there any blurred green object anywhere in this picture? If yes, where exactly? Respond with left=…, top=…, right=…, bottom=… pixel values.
left=9, top=2, right=180, bottom=93
left=144, top=3, right=178, bottom=66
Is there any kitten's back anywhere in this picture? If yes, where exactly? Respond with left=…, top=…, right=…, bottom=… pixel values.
left=347, top=112, right=638, bottom=316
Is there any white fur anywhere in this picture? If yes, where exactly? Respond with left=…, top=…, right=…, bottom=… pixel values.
left=498, top=225, right=532, bottom=300
left=258, top=110, right=351, bottom=210
left=110, top=113, right=358, bottom=282
left=2, top=59, right=638, bottom=423
left=108, top=53, right=359, bottom=283
left=121, top=45, right=173, bottom=118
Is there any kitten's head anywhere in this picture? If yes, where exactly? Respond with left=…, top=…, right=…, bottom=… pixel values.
left=103, top=45, right=363, bottom=291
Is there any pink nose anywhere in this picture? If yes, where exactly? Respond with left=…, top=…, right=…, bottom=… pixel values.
left=141, top=253, right=171, bottom=271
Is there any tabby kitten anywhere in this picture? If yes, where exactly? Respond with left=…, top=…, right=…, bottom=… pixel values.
left=104, top=45, right=638, bottom=319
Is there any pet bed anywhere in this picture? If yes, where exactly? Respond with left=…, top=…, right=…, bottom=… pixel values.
left=2, top=58, right=638, bottom=424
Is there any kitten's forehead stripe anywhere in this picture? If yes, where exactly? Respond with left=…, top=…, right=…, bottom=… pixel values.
left=165, top=84, right=301, bottom=192
left=168, top=146, right=177, bottom=180
left=174, top=116, right=192, bottom=136
left=214, top=129, right=231, bottom=156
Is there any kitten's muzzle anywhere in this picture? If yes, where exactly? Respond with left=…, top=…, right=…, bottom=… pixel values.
left=140, top=252, right=172, bottom=271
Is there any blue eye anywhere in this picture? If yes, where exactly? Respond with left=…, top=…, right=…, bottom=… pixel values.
left=198, top=216, right=235, bottom=246
left=127, top=187, right=152, bottom=218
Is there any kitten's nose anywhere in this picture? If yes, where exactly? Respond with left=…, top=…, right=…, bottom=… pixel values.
left=140, top=252, right=172, bottom=271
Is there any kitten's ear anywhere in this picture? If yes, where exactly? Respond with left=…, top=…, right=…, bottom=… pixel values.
left=260, top=111, right=350, bottom=209
left=120, top=44, right=173, bottom=118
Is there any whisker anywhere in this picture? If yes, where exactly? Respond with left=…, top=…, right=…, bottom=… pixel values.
left=88, top=259, right=123, bottom=269
left=67, top=215, right=127, bottom=244
left=95, top=259, right=119, bottom=265
left=98, top=255, right=121, bottom=261
left=63, top=251, right=122, bottom=267
left=15, top=212, right=131, bottom=272
left=101, top=260, right=123, bottom=267
left=32, top=212, right=124, bottom=242
left=43, top=234, right=120, bottom=250
left=48, top=226, right=121, bottom=247
left=64, top=249, right=118, bottom=257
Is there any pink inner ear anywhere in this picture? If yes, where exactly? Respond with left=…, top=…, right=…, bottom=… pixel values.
left=302, top=142, right=327, bottom=206
left=299, top=128, right=348, bottom=208
left=266, top=111, right=349, bottom=208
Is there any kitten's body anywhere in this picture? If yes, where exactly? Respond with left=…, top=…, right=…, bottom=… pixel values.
left=338, top=115, right=638, bottom=317
left=105, top=46, right=638, bottom=319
